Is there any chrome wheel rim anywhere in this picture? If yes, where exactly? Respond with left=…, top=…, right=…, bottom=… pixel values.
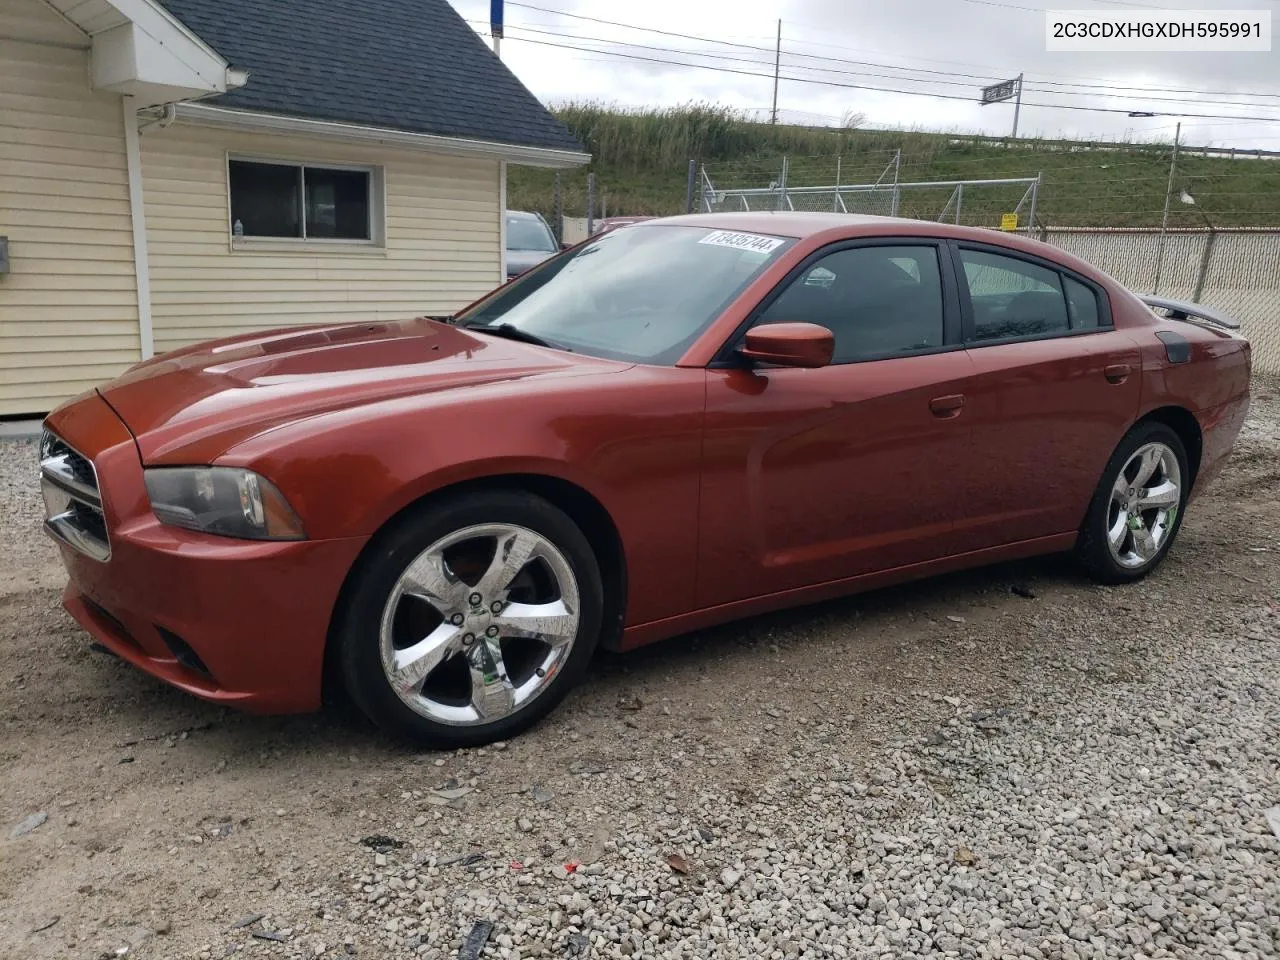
left=1106, top=442, right=1182, bottom=570
left=379, top=523, right=580, bottom=726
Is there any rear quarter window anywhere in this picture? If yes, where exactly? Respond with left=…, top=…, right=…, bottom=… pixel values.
left=1063, top=275, right=1102, bottom=329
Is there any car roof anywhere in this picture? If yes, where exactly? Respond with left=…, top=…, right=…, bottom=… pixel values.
left=652, top=211, right=1039, bottom=243
left=646, top=211, right=1104, bottom=280
left=506, top=210, right=541, bottom=220
left=651, top=211, right=906, bottom=237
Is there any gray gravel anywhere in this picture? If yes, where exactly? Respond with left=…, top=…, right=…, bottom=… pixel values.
left=205, top=390, right=1280, bottom=960
left=3, top=390, right=1278, bottom=960
left=305, top=612, right=1277, bottom=960
left=0, top=435, right=60, bottom=595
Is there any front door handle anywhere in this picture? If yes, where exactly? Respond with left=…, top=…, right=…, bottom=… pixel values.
left=1104, top=363, right=1132, bottom=384
left=929, top=394, right=965, bottom=418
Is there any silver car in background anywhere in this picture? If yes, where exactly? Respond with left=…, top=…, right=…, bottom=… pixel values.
left=504, top=210, right=560, bottom=280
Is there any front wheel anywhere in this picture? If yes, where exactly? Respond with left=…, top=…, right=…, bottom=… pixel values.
left=1076, top=421, right=1190, bottom=585
left=337, top=491, right=603, bottom=748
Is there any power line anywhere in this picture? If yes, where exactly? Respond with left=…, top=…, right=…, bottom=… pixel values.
left=1032, top=76, right=1280, bottom=101
left=762, top=27, right=1271, bottom=93
left=480, top=21, right=1280, bottom=114
left=501, top=2, right=1280, bottom=103
left=505, top=1, right=771, bottom=53
left=943, top=0, right=1047, bottom=11
left=481, top=21, right=1280, bottom=114
left=493, top=33, right=1280, bottom=124
left=1039, top=0, right=1172, bottom=8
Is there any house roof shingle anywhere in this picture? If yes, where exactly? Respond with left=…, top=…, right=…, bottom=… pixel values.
left=157, top=0, right=583, bottom=155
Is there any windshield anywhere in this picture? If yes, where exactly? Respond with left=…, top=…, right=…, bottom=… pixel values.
left=460, top=224, right=795, bottom=364
left=506, top=215, right=557, bottom=252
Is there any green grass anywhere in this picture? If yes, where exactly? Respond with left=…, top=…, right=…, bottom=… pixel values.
left=508, top=102, right=1280, bottom=230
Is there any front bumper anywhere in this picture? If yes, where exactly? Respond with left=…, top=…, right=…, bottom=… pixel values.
left=44, top=393, right=368, bottom=714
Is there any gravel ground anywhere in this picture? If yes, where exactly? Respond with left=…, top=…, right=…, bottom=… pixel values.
left=1, top=391, right=1277, bottom=960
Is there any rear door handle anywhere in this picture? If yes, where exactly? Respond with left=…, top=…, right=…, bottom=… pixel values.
left=1104, top=363, right=1132, bottom=384
left=929, top=394, right=965, bottom=418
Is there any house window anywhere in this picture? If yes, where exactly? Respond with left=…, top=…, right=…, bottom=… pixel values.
left=229, top=159, right=377, bottom=242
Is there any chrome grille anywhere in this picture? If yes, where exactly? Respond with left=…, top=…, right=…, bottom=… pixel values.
left=40, top=429, right=110, bottom=561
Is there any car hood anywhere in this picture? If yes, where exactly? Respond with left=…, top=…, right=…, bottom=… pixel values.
left=99, top=318, right=623, bottom=464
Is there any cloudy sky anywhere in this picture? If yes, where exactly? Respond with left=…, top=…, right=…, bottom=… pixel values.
left=446, top=0, right=1280, bottom=149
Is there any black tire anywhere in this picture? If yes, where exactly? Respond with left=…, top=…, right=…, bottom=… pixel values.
left=1076, top=420, right=1190, bottom=585
left=336, top=490, right=603, bottom=748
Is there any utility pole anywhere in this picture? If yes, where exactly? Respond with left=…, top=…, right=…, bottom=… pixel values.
left=1011, top=72, right=1023, bottom=138
left=586, top=172, right=596, bottom=237
left=770, top=19, right=781, bottom=124
left=552, top=172, right=562, bottom=244
left=1152, top=121, right=1181, bottom=295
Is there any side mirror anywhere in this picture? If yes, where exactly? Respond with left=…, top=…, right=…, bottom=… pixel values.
left=737, top=322, right=834, bottom=369
left=561, top=241, right=573, bottom=250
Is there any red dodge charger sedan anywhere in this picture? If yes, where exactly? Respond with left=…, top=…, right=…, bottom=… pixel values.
left=40, top=213, right=1251, bottom=746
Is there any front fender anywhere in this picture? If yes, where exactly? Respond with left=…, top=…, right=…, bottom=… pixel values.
left=218, top=392, right=619, bottom=540
left=216, top=366, right=708, bottom=626
left=354, top=453, right=603, bottom=537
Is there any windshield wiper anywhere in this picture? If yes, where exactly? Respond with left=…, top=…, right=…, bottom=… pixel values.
left=471, top=322, right=568, bottom=351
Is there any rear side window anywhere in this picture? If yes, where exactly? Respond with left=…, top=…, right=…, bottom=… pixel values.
left=1064, top=275, right=1101, bottom=329
left=758, top=245, right=945, bottom=363
left=959, top=249, right=1069, bottom=342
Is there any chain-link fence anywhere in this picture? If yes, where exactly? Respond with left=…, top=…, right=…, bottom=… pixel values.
left=701, top=145, right=1280, bottom=230
left=1045, top=228, right=1280, bottom=379
left=699, top=151, right=1278, bottom=380
left=702, top=152, right=1038, bottom=232
left=512, top=170, right=623, bottom=247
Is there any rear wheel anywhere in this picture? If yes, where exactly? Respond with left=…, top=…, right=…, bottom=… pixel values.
left=337, top=491, right=603, bottom=747
left=1076, top=421, right=1189, bottom=585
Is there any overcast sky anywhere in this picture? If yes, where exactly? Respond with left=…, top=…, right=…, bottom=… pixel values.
left=446, top=0, right=1280, bottom=149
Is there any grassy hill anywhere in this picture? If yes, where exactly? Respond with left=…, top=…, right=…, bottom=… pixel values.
left=508, top=103, right=1280, bottom=231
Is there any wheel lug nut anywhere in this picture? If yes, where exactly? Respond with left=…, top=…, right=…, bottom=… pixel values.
left=462, top=633, right=475, bottom=646
left=490, top=600, right=503, bottom=614
left=450, top=613, right=464, bottom=625
left=469, top=592, right=483, bottom=607
left=485, top=625, right=499, bottom=638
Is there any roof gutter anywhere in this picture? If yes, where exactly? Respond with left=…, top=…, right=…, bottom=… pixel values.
left=172, top=103, right=590, bottom=169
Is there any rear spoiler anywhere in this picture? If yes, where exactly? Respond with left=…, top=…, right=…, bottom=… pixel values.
left=1140, top=294, right=1241, bottom=331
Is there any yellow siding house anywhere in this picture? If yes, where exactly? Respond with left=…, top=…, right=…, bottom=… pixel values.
left=0, top=0, right=588, bottom=416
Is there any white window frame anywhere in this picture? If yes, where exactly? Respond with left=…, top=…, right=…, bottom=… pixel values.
left=226, top=153, right=386, bottom=252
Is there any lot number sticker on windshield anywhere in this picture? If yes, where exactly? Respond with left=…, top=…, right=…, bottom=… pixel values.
left=697, top=230, right=785, bottom=254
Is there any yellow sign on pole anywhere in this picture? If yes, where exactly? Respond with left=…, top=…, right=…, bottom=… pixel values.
left=1000, top=212, right=1019, bottom=231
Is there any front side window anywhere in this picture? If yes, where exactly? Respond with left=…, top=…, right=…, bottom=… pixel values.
left=960, top=249, right=1069, bottom=341
left=458, top=225, right=795, bottom=365
left=756, top=244, right=945, bottom=363
left=506, top=215, right=557, bottom=252
left=229, top=159, right=373, bottom=241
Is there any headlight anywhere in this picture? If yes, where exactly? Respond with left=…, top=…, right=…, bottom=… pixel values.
left=143, top=467, right=306, bottom=541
